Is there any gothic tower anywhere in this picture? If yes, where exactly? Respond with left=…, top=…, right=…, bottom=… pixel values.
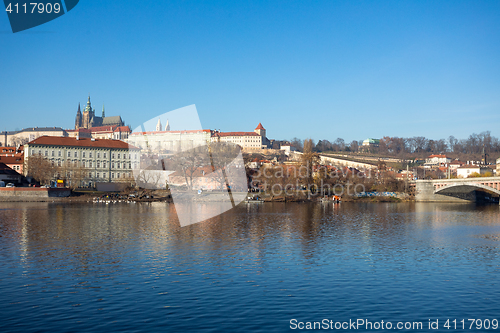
left=75, top=103, right=82, bottom=129
left=165, top=119, right=170, bottom=131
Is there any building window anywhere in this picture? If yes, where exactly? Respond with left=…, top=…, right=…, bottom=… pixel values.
left=117, top=173, right=120, bottom=178
left=104, top=153, right=107, bottom=158
left=97, top=161, right=100, bottom=168
left=89, top=172, right=92, bottom=178
left=96, top=173, right=99, bottom=178
left=74, top=152, right=77, bottom=157
left=58, top=150, right=61, bottom=157
left=45, top=150, right=48, bottom=156
left=31, top=150, right=34, bottom=155
left=89, top=152, right=93, bottom=158
left=58, top=161, right=61, bottom=167
left=51, top=151, right=54, bottom=157
left=103, top=173, right=106, bottom=178
left=83, top=152, right=86, bottom=158
left=112, top=162, right=115, bottom=169
left=103, top=161, right=106, bottom=168
left=67, top=151, right=71, bottom=157
left=129, top=162, right=131, bottom=169
left=97, top=152, right=100, bottom=158
left=117, top=153, right=120, bottom=159
left=111, top=173, right=114, bottom=179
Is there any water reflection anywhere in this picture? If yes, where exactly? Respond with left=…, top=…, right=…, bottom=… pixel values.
left=1, top=202, right=500, bottom=332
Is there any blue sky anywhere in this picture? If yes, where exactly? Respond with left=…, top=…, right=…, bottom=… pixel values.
left=1, top=1, right=500, bottom=143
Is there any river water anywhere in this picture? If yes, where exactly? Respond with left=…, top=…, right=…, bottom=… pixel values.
left=1, top=202, right=500, bottom=332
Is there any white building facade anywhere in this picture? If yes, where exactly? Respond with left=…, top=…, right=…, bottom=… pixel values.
left=24, top=136, right=140, bottom=186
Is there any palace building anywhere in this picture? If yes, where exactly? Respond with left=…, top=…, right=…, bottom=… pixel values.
left=211, top=123, right=270, bottom=150
left=24, top=136, right=140, bottom=186
left=75, top=96, right=124, bottom=130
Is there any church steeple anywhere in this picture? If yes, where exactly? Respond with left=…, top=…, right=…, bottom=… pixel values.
left=165, top=119, right=170, bottom=131
left=102, top=104, right=105, bottom=118
left=156, top=118, right=162, bottom=132
left=75, top=102, right=82, bottom=129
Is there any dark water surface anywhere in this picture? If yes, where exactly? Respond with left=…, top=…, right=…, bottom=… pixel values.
left=1, top=202, right=500, bottom=332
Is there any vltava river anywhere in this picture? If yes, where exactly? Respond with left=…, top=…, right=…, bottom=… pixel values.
left=1, top=202, right=500, bottom=332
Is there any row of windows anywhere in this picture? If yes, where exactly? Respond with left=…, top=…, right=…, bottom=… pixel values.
left=62, top=172, right=131, bottom=179
left=49, top=159, right=138, bottom=169
left=30, top=148, right=137, bottom=160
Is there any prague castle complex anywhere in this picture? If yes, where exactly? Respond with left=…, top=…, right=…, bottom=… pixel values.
left=75, top=96, right=124, bottom=129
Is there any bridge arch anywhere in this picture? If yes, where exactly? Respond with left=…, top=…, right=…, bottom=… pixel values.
left=435, top=183, right=500, bottom=197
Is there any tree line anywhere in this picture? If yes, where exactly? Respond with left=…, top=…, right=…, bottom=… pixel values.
left=289, top=131, right=500, bottom=157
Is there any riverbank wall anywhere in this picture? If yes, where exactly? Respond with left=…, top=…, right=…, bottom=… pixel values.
left=0, top=187, right=71, bottom=201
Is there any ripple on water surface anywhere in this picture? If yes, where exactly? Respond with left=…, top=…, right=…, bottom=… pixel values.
left=0, top=202, right=500, bottom=332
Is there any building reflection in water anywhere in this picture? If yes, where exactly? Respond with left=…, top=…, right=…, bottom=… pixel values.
left=1, top=201, right=500, bottom=285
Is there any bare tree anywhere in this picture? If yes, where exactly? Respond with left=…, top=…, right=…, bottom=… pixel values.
left=301, top=138, right=319, bottom=187
left=170, top=145, right=210, bottom=190
left=24, top=155, right=56, bottom=185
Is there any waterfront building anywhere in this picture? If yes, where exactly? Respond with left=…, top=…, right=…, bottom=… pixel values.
left=0, top=163, right=22, bottom=184
left=0, top=155, right=24, bottom=173
left=24, top=136, right=140, bottom=186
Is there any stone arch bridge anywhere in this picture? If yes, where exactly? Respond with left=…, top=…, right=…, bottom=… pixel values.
left=416, top=177, right=500, bottom=204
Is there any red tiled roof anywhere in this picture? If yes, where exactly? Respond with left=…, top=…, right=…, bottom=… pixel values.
left=214, top=132, right=259, bottom=137
left=27, top=136, right=139, bottom=149
left=428, top=154, right=448, bottom=158
left=255, top=123, right=265, bottom=130
left=449, top=160, right=464, bottom=165
left=89, top=126, right=116, bottom=132
left=0, top=155, right=23, bottom=164
left=113, top=126, right=131, bottom=132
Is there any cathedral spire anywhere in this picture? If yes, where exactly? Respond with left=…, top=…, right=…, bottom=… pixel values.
left=102, top=104, right=105, bottom=118
left=165, top=119, right=170, bottom=131
left=156, top=118, right=162, bottom=132
left=85, top=95, right=92, bottom=112
left=75, top=102, right=82, bottom=129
